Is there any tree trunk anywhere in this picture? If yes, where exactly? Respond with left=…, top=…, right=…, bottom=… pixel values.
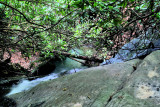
left=51, top=50, right=103, bottom=63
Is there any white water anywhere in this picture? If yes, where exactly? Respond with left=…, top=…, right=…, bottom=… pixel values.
left=7, top=73, right=58, bottom=96
left=7, top=57, right=86, bottom=96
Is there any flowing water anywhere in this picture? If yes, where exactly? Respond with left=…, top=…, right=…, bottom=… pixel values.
left=7, top=57, right=87, bottom=96
left=7, top=36, right=160, bottom=96
left=6, top=30, right=160, bottom=96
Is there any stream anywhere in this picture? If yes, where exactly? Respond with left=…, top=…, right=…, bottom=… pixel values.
left=6, top=32, right=160, bottom=96
left=7, top=57, right=87, bottom=96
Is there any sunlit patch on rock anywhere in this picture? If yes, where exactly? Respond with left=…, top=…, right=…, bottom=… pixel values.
left=66, top=103, right=82, bottom=107
left=135, top=84, right=154, bottom=99
left=73, top=103, right=82, bottom=107
left=148, top=67, right=159, bottom=78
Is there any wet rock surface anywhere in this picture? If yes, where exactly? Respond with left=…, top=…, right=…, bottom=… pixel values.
left=7, top=50, right=160, bottom=107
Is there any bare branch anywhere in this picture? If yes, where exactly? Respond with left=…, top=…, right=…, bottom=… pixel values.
left=0, top=28, right=28, bottom=34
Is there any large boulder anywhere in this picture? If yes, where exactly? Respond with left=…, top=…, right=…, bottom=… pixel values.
left=103, top=50, right=160, bottom=107
left=7, top=50, right=160, bottom=107
left=102, top=29, right=160, bottom=65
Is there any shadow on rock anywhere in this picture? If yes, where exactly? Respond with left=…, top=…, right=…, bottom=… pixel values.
left=0, top=86, right=17, bottom=107
left=31, top=58, right=56, bottom=76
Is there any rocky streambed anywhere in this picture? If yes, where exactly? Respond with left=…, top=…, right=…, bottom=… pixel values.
left=7, top=50, right=160, bottom=107
left=1, top=28, right=160, bottom=106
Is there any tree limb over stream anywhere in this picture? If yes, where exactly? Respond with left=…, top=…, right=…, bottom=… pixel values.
left=51, top=50, right=103, bottom=63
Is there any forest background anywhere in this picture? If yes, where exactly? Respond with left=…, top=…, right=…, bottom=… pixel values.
left=0, top=0, right=160, bottom=71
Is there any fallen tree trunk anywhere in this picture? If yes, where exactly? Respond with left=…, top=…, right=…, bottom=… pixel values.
left=51, top=50, right=103, bottom=63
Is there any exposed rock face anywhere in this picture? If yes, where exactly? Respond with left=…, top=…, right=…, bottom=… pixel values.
left=102, top=29, right=160, bottom=65
left=8, top=50, right=160, bottom=107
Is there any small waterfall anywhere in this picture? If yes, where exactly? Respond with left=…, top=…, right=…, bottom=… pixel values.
left=7, top=57, right=87, bottom=96
left=7, top=73, right=58, bottom=96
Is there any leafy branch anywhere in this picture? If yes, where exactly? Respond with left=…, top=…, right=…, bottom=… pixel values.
left=0, top=1, right=46, bottom=28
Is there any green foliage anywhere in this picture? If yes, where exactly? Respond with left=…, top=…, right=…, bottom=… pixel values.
left=0, top=0, right=159, bottom=60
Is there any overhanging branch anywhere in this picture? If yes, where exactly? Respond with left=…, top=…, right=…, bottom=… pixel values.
left=51, top=50, right=103, bottom=63
left=0, top=1, right=46, bottom=28
left=44, top=10, right=77, bottom=31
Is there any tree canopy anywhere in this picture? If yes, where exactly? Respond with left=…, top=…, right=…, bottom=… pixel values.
left=0, top=0, right=160, bottom=62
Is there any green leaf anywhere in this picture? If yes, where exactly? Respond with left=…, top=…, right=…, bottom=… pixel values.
left=108, top=6, right=113, bottom=10
left=156, top=12, right=160, bottom=19
left=129, top=0, right=134, bottom=2
left=93, top=2, right=97, bottom=7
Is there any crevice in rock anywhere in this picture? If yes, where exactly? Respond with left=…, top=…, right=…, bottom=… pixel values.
left=104, top=60, right=142, bottom=106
